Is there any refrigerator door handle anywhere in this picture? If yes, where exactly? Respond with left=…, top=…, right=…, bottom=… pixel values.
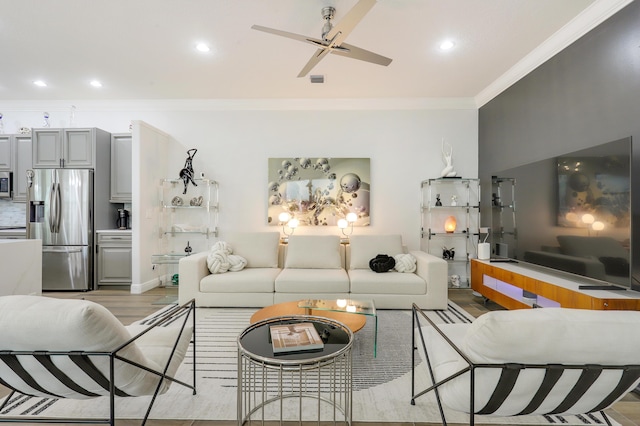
left=49, top=183, right=56, bottom=233
left=54, top=183, right=61, bottom=232
left=43, top=247, right=83, bottom=254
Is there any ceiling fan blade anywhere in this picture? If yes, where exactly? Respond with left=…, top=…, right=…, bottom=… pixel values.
left=297, top=48, right=332, bottom=78
left=331, top=42, right=392, bottom=66
left=251, top=25, right=325, bottom=48
left=325, top=0, right=377, bottom=42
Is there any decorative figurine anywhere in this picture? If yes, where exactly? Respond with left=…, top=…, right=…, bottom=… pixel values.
left=451, top=195, right=458, bottom=206
left=184, top=241, right=193, bottom=256
left=43, top=112, right=50, bottom=128
left=442, top=246, right=455, bottom=260
left=435, top=193, right=442, bottom=206
left=449, top=274, right=461, bottom=287
left=440, top=139, right=457, bottom=177
left=179, top=148, right=198, bottom=194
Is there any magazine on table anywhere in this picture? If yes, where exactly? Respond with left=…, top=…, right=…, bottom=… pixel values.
left=270, top=322, right=324, bottom=353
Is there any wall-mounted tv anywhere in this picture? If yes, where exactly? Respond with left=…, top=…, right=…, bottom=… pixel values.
left=491, top=137, right=632, bottom=288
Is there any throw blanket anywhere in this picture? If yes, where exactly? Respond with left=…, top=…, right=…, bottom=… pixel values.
left=393, top=253, right=416, bottom=273
left=207, top=241, right=247, bottom=274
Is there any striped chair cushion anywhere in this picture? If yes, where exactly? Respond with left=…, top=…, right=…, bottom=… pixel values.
left=0, top=295, right=191, bottom=399
left=420, top=308, right=640, bottom=416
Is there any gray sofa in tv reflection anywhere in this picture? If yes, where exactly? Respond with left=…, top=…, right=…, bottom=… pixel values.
left=523, top=235, right=630, bottom=285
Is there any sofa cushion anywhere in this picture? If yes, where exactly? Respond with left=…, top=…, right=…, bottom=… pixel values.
left=348, top=269, right=426, bottom=295
left=349, top=235, right=404, bottom=270
left=200, top=268, right=280, bottom=293
left=226, top=232, right=280, bottom=268
left=275, top=268, right=350, bottom=293
left=285, top=235, right=342, bottom=269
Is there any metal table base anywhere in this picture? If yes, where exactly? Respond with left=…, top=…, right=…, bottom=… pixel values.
left=237, top=316, right=353, bottom=426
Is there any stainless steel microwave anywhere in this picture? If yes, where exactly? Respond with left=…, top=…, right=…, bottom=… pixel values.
left=0, top=172, right=11, bottom=198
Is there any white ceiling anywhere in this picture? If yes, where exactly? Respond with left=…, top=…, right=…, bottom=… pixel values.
left=0, top=0, right=631, bottom=106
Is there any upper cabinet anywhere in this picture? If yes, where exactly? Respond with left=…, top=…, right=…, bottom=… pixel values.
left=0, top=135, right=12, bottom=171
left=32, top=128, right=109, bottom=169
left=12, top=135, right=32, bottom=202
left=110, top=133, right=132, bottom=203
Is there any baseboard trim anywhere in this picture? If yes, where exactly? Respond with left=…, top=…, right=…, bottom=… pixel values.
left=131, top=277, right=160, bottom=294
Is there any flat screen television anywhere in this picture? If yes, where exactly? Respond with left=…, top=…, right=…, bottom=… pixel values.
left=490, top=137, right=632, bottom=289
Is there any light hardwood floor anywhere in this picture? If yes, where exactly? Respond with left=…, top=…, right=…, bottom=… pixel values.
left=2, top=287, right=639, bottom=426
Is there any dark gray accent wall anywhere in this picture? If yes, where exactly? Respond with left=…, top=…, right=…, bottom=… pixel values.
left=478, top=1, right=640, bottom=288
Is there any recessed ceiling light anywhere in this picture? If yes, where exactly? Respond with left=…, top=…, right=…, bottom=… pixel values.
left=195, top=43, right=210, bottom=53
left=33, top=80, right=47, bottom=87
left=90, top=80, right=103, bottom=88
left=439, top=40, right=455, bottom=51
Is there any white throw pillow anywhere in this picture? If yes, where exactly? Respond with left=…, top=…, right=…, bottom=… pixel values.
left=207, top=241, right=247, bottom=274
left=394, top=253, right=416, bottom=273
left=285, top=235, right=342, bottom=269
left=349, top=235, right=403, bottom=270
left=226, top=232, right=280, bottom=268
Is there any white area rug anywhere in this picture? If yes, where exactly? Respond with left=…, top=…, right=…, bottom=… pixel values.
left=0, top=303, right=619, bottom=425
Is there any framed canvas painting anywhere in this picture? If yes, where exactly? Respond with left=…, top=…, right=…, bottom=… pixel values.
left=267, top=157, right=370, bottom=227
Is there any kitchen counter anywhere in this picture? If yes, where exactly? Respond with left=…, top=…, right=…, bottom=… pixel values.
left=0, top=239, right=42, bottom=295
left=0, top=228, right=26, bottom=239
left=96, top=229, right=132, bottom=234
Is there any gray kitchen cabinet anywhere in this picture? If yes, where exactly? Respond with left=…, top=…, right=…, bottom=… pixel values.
left=32, top=128, right=110, bottom=169
left=110, top=133, right=132, bottom=203
left=96, top=231, right=132, bottom=286
left=0, top=135, right=12, bottom=171
left=12, top=135, right=32, bottom=202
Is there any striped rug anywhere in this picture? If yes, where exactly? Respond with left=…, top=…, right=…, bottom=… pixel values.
left=0, top=302, right=619, bottom=424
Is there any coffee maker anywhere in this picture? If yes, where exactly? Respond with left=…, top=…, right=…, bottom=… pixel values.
left=116, top=209, right=130, bottom=229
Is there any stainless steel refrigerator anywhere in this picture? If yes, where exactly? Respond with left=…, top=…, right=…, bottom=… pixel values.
left=27, top=169, right=94, bottom=291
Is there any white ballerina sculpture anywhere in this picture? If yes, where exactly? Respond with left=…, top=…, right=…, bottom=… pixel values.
left=440, top=139, right=457, bottom=177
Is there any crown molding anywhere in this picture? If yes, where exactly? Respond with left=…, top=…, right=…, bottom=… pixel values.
left=474, top=0, right=634, bottom=108
left=0, top=97, right=477, bottom=112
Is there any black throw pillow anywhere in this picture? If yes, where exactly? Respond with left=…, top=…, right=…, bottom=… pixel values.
left=369, top=254, right=396, bottom=273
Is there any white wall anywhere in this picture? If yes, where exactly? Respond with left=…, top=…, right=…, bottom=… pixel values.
left=131, top=121, right=171, bottom=293
left=0, top=100, right=478, bottom=285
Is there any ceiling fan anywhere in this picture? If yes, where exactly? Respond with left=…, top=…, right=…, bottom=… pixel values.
left=251, top=0, right=392, bottom=78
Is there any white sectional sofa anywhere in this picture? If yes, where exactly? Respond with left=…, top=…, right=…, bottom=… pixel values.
left=178, top=232, right=448, bottom=309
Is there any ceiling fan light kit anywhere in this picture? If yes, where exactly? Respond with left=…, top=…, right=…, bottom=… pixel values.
left=252, top=0, right=392, bottom=78
left=310, top=75, right=325, bottom=84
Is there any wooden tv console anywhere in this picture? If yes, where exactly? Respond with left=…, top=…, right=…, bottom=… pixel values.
left=471, top=259, right=640, bottom=310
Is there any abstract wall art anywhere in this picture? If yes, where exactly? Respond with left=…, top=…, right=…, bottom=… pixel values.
left=267, top=157, right=370, bottom=227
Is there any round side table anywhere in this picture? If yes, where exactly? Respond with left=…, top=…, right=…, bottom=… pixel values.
left=237, top=315, right=353, bottom=425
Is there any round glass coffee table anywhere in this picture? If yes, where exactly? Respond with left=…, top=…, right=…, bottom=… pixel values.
left=237, top=315, right=353, bottom=426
